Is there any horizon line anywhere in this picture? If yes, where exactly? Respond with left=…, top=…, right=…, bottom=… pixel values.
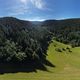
left=1, top=16, right=80, bottom=21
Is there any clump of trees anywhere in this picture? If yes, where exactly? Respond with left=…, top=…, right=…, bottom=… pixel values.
left=55, top=48, right=62, bottom=52
left=55, top=47, right=72, bottom=53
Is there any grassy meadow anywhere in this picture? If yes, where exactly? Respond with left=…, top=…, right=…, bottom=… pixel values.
left=0, top=40, right=80, bottom=80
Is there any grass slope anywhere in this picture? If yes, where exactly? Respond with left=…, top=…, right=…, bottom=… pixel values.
left=0, top=40, right=80, bottom=80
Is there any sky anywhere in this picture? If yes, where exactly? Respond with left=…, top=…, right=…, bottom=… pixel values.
left=0, top=0, right=80, bottom=21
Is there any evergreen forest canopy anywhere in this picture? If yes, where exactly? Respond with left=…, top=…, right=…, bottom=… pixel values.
left=0, top=17, right=80, bottom=67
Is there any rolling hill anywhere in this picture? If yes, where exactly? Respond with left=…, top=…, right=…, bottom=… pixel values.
left=0, top=17, right=80, bottom=79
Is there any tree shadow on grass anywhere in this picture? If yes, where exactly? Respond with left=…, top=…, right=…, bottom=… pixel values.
left=0, top=37, right=55, bottom=74
left=0, top=59, right=55, bottom=74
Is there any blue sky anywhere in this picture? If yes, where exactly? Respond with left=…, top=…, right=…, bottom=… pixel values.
left=0, top=0, right=80, bottom=21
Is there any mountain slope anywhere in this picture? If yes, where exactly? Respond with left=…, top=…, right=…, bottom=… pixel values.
left=42, top=19, right=80, bottom=47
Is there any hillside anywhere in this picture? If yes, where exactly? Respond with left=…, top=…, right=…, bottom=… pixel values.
left=0, top=17, right=80, bottom=73
left=0, top=17, right=53, bottom=72
left=0, top=40, right=80, bottom=80
left=42, top=19, right=80, bottom=47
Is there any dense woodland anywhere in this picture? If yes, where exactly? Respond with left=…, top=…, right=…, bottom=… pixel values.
left=0, top=17, right=80, bottom=65
left=0, top=17, right=53, bottom=67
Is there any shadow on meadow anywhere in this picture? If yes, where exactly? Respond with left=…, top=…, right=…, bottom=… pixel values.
left=0, top=59, right=55, bottom=74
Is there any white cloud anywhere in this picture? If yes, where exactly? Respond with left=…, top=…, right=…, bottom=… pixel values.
left=19, top=0, right=46, bottom=10
left=30, top=0, right=45, bottom=9
left=6, top=0, right=47, bottom=17
left=7, top=6, right=30, bottom=16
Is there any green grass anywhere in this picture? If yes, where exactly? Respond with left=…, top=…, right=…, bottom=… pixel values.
left=0, top=40, right=80, bottom=80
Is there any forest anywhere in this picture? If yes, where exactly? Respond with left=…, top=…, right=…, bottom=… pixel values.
left=0, top=17, right=80, bottom=71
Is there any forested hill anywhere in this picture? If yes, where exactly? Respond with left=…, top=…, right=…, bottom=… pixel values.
left=42, top=18, right=80, bottom=47
left=0, top=17, right=80, bottom=71
left=0, top=17, right=53, bottom=70
left=0, top=17, right=32, bottom=30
